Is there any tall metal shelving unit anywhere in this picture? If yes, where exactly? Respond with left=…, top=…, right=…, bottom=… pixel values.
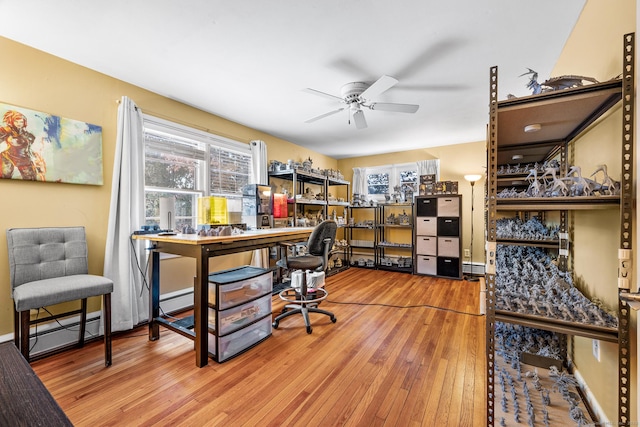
left=485, top=33, right=634, bottom=426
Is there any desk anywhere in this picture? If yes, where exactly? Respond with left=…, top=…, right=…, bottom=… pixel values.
left=0, top=342, right=72, bottom=426
left=135, top=227, right=313, bottom=367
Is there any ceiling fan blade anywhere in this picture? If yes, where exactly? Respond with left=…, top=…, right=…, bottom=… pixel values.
left=305, top=108, right=345, bottom=123
left=360, top=75, right=398, bottom=100
left=352, top=109, right=367, bottom=129
left=302, top=88, right=343, bottom=102
left=369, top=102, right=419, bottom=113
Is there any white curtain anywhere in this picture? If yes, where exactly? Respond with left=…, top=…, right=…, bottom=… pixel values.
left=103, top=96, right=148, bottom=332
left=417, top=159, right=440, bottom=181
left=249, top=140, right=270, bottom=267
left=352, top=167, right=367, bottom=197
left=249, top=140, right=268, bottom=185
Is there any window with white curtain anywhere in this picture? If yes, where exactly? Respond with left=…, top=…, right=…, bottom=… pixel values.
left=143, top=115, right=251, bottom=230
left=365, top=162, right=418, bottom=200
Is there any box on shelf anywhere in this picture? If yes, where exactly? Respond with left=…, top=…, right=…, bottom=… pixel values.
left=420, top=174, right=436, bottom=185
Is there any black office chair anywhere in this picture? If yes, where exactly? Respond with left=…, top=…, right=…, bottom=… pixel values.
left=273, top=220, right=337, bottom=333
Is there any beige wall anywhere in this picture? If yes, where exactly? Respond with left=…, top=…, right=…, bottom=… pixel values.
left=550, top=0, right=636, bottom=422
left=337, top=142, right=487, bottom=265
left=0, top=36, right=337, bottom=339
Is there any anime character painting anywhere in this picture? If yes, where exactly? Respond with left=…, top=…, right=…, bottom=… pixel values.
left=0, top=102, right=103, bottom=185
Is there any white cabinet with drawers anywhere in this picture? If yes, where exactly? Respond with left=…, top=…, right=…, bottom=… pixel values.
left=414, top=195, right=462, bottom=279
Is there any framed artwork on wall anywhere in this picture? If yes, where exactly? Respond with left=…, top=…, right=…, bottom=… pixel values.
left=0, top=102, right=103, bottom=185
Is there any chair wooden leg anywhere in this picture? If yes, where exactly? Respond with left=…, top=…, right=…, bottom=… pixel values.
left=13, top=307, right=20, bottom=348
left=78, top=298, right=87, bottom=348
left=20, top=310, right=30, bottom=362
left=104, top=293, right=112, bottom=367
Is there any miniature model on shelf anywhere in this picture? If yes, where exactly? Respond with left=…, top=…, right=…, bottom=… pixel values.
left=485, top=32, right=634, bottom=426
left=494, top=323, right=592, bottom=426
left=268, top=163, right=350, bottom=277
left=516, top=68, right=599, bottom=96
left=377, top=202, right=414, bottom=273
left=346, top=204, right=378, bottom=268
left=268, top=159, right=349, bottom=222
left=497, top=163, right=621, bottom=199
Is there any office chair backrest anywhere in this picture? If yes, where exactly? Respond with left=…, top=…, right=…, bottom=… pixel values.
left=7, top=226, right=89, bottom=290
left=306, top=220, right=337, bottom=257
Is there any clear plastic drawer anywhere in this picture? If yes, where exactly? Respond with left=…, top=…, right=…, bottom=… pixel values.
left=208, top=315, right=272, bottom=362
left=209, top=293, right=272, bottom=336
left=208, top=266, right=272, bottom=310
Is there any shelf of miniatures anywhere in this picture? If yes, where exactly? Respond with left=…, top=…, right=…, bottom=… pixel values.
left=485, top=33, right=634, bottom=426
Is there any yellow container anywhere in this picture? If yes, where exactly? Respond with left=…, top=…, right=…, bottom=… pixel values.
left=198, top=196, right=229, bottom=225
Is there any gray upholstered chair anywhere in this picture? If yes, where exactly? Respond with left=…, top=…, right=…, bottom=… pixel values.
left=6, top=227, right=113, bottom=366
left=273, top=220, right=338, bottom=333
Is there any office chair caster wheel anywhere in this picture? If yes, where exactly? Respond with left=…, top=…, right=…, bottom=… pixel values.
left=273, top=321, right=279, bottom=329
left=331, top=316, right=337, bottom=323
left=306, top=326, right=312, bottom=334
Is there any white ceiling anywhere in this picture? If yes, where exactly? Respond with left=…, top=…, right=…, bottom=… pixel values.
left=0, top=0, right=586, bottom=159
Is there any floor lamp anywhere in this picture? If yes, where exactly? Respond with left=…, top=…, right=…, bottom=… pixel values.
left=464, top=174, right=482, bottom=282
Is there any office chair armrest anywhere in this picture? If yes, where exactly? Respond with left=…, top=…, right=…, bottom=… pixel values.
left=321, top=237, right=333, bottom=270
left=278, top=241, right=307, bottom=264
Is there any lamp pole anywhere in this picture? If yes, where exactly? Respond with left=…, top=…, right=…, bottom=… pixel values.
left=464, top=174, right=482, bottom=282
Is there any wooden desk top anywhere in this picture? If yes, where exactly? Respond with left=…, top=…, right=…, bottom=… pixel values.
left=0, top=342, right=72, bottom=426
left=133, top=227, right=314, bottom=245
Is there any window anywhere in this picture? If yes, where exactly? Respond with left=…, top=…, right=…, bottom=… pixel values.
left=367, top=171, right=390, bottom=195
left=143, top=115, right=251, bottom=230
left=365, top=163, right=418, bottom=200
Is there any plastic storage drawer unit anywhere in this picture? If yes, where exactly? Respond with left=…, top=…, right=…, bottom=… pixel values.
left=208, top=266, right=272, bottom=309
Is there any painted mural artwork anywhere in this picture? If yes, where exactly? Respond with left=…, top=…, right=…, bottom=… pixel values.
left=0, top=102, right=103, bottom=185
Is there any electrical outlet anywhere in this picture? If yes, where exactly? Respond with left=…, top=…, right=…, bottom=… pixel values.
left=592, top=339, right=600, bottom=362
left=464, top=248, right=471, bottom=258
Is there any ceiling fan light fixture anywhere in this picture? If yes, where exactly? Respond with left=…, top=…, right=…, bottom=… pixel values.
left=524, top=123, right=542, bottom=133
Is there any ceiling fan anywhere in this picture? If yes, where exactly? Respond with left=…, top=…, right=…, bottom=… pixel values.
left=304, top=75, right=419, bottom=130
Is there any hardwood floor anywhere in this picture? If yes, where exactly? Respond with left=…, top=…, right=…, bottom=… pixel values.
left=31, top=269, right=486, bottom=426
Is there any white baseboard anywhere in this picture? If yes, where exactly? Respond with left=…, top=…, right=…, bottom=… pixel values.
left=0, top=288, right=196, bottom=354
left=463, top=261, right=486, bottom=276
left=159, top=287, right=194, bottom=314
left=573, top=367, right=609, bottom=424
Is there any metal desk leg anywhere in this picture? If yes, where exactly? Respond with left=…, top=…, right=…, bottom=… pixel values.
left=194, top=247, right=209, bottom=367
left=149, top=250, right=160, bottom=341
